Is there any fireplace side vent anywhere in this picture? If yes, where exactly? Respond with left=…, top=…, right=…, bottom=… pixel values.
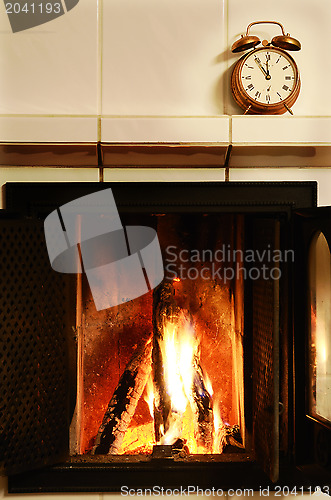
left=251, top=218, right=280, bottom=482
left=0, top=216, right=75, bottom=476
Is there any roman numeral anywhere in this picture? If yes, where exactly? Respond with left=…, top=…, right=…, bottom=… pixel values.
left=277, top=92, right=283, bottom=100
left=244, top=76, right=252, bottom=80
left=276, top=56, right=281, bottom=64
left=285, top=76, right=295, bottom=80
left=246, top=83, right=254, bottom=91
left=265, top=53, right=270, bottom=61
left=266, top=95, right=270, bottom=103
left=282, top=85, right=289, bottom=91
left=255, top=91, right=261, bottom=99
left=282, top=65, right=290, bottom=70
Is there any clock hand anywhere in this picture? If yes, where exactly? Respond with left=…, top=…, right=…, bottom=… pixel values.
left=266, top=57, right=270, bottom=76
left=254, top=57, right=271, bottom=80
left=254, top=57, right=268, bottom=77
left=265, top=57, right=271, bottom=80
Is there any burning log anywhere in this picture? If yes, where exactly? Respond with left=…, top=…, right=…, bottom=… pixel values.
left=192, top=358, right=214, bottom=452
left=152, top=281, right=215, bottom=452
left=92, top=337, right=152, bottom=455
left=152, top=282, right=181, bottom=442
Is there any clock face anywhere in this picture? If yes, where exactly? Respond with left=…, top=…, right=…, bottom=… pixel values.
left=239, top=47, right=298, bottom=106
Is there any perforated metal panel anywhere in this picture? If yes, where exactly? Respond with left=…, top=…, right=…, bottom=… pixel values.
left=252, top=219, right=280, bottom=482
left=0, top=217, right=73, bottom=475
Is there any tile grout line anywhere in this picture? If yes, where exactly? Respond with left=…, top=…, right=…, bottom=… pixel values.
left=97, top=0, right=104, bottom=180
left=1, top=114, right=331, bottom=119
left=223, top=0, right=229, bottom=116
left=97, top=0, right=103, bottom=143
left=228, top=114, right=232, bottom=180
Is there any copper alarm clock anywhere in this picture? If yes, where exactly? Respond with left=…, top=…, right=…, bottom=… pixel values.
left=231, top=21, right=301, bottom=115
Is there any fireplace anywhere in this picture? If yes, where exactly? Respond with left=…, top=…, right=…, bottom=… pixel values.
left=1, top=181, right=331, bottom=492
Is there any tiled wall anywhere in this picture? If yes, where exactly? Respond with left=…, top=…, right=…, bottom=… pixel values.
left=0, top=0, right=331, bottom=142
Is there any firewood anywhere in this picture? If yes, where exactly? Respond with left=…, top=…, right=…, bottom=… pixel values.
left=192, top=357, right=214, bottom=452
left=92, top=337, right=152, bottom=455
left=152, top=282, right=181, bottom=442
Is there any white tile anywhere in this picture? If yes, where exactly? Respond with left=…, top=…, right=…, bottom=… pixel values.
left=0, top=167, right=99, bottom=208
left=0, top=117, right=98, bottom=142
left=232, top=117, right=331, bottom=144
left=101, top=117, right=230, bottom=143
left=229, top=167, right=331, bottom=206
left=104, top=168, right=225, bottom=182
left=227, top=0, right=331, bottom=116
left=0, top=0, right=98, bottom=115
left=102, top=0, right=227, bottom=116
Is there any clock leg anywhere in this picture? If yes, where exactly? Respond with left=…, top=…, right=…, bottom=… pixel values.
left=284, top=103, right=294, bottom=115
left=244, top=105, right=252, bottom=115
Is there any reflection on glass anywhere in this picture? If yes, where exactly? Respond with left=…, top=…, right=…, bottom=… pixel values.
left=309, top=232, right=331, bottom=423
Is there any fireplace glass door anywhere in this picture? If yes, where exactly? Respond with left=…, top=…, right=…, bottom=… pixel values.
left=309, top=231, right=331, bottom=426
left=71, top=213, right=245, bottom=458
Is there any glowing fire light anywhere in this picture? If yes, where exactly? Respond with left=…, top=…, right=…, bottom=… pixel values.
left=115, top=313, right=231, bottom=455
left=144, top=375, right=155, bottom=419
left=160, top=319, right=194, bottom=415
left=156, top=313, right=223, bottom=453
left=204, top=374, right=214, bottom=397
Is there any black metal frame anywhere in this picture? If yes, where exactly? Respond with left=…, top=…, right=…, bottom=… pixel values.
left=4, top=181, right=317, bottom=217
left=4, top=181, right=330, bottom=492
left=293, top=208, right=331, bottom=475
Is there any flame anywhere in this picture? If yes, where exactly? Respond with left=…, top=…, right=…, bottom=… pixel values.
left=144, top=375, right=155, bottom=419
left=108, top=312, right=233, bottom=456
left=160, top=320, right=191, bottom=414
left=162, top=317, right=196, bottom=401
left=156, top=313, right=226, bottom=454
left=119, top=423, right=155, bottom=454
left=204, top=374, right=214, bottom=397
left=157, top=315, right=197, bottom=445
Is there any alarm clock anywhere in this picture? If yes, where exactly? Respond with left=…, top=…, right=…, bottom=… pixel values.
left=231, top=21, right=301, bottom=115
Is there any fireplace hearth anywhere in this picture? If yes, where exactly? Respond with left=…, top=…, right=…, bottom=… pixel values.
left=1, top=181, right=330, bottom=492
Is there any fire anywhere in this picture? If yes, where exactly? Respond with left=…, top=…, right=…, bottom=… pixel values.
left=160, top=316, right=196, bottom=415
left=119, top=313, right=228, bottom=455
left=155, top=313, right=223, bottom=454
left=119, top=423, right=155, bottom=454
left=96, top=312, right=233, bottom=456
left=144, top=375, right=155, bottom=419
left=156, top=316, right=196, bottom=446
left=204, top=374, right=214, bottom=397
